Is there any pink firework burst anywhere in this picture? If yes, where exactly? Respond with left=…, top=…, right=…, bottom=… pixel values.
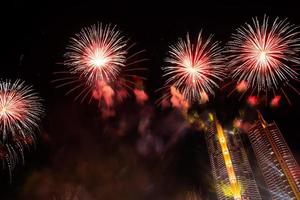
left=64, top=23, right=128, bottom=85
left=162, top=32, right=226, bottom=103
left=56, top=23, right=146, bottom=106
left=227, top=16, right=300, bottom=99
left=0, top=80, right=43, bottom=140
left=0, top=80, right=43, bottom=179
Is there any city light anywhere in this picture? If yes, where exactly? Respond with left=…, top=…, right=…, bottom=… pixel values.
left=215, top=119, right=242, bottom=199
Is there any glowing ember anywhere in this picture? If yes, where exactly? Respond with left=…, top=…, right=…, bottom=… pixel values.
left=270, top=95, right=281, bottom=107
left=236, top=80, right=248, bottom=92
left=247, top=96, right=258, bottom=106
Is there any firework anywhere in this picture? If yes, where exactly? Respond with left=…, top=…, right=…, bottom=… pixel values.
left=227, top=16, right=300, bottom=98
left=56, top=23, right=146, bottom=107
left=64, top=23, right=128, bottom=85
left=0, top=80, right=43, bottom=179
left=162, top=32, right=226, bottom=103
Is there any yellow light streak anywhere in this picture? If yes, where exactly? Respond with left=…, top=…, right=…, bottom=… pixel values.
left=215, top=118, right=242, bottom=200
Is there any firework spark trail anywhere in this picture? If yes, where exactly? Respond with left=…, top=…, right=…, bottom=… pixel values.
left=0, top=80, right=43, bottom=179
left=227, top=15, right=300, bottom=97
left=162, top=32, right=226, bottom=104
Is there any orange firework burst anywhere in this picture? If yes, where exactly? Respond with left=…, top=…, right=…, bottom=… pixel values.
left=227, top=16, right=300, bottom=100
left=64, top=23, right=128, bottom=85
left=162, top=32, right=226, bottom=103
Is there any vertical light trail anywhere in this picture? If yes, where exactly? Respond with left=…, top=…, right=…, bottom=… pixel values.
left=215, top=118, right=242, bottom=200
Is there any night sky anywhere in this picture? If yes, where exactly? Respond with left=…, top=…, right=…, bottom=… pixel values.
left=2, top=1, right=300, bottom=199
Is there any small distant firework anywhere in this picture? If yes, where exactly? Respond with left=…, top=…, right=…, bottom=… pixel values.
left=162, top=32, right=225, bottom=104
left=0, top=80, right=43, bottom=179
left=227, top=16, right=300, bottom=101
left=56, top=23, right=146, bottom=107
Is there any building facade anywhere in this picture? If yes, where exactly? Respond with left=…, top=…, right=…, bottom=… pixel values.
left=205, top=114, right=262, bottom=200
left=247, top=111, right=300, bottom=199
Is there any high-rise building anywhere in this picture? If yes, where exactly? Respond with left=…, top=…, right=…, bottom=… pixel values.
left=247, top=111, right=300, bottom=199
left=205, top=113, right=262, bottom=200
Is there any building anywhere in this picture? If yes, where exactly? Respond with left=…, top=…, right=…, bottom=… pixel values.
left=247, top=111, right=300, bottom=199
left=205, top=113, right=262, bottom=200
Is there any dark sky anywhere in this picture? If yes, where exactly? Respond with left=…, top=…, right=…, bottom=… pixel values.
left=2, top=1, right=300, bottom=199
